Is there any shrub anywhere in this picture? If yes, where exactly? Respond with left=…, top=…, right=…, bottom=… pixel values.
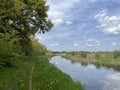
left=113, top=50, right=120, bottom=58
left=80, top=51, right=87, bottom=58
left=0, top=33, right=21, bottom=67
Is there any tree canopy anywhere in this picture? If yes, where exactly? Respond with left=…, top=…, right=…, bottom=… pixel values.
left=0, top=0, right=53, bottom=34
left=0, top=0, right=53, bottom=66
left=0, top=0, right=53, bottom=54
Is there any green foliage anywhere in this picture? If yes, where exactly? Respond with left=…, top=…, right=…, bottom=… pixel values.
left=33, top=56, right=83, bottom=90
left=113, top=50, right=120, bottom=58
left=0, top=33, right=21, bottom=67
left=0, top=0, right=53, bottom=67
left=0, top=0, right=53, bottom=34
left=31, top=38, right=47, bottom=56
left=95, top=53, right=100, bottom=59
left=80, top=51, right=87, bottom=58
left=0, top=55, right=83, bottom=90
left=70, top=52, right=76, bottom=56
left=63, top=51, right=120, bottom=71
left=0, top=56, right=35, bottom=90
left=0, top=0, right=53, bottom=55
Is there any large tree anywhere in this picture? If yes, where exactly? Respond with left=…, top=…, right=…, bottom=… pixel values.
left=0, top=0, right=53, bottom=55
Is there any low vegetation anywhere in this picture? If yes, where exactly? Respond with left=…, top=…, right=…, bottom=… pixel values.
left=0, top=55, right=83, bottom=90
left=0, top=56, right=34, bottom=90
left=33, top=56, right=83, bottom=90
left=62, top=51, right=120, bottom=70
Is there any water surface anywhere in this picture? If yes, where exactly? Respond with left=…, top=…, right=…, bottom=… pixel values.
left=49, top=56, right=120, bottom=90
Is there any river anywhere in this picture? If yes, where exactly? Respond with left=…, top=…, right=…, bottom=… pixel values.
left=49, top=56, right=120, bottom=90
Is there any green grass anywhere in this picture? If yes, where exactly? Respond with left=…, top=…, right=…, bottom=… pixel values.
left=0, top=56, right=36, bottom=90
left=0, top=55, right=83, bottom=90
left=62, top=52, right=120, bottom=71
left=0, top=57, right=25, bottom=90
left=13, top=57, right=35, bottom=90
left=33, top=56, right=83, bottom=90
left=0, top=67, right=19, bottom=90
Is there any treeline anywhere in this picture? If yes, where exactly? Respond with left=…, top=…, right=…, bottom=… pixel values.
left=0, top=0, right=53, bottom=68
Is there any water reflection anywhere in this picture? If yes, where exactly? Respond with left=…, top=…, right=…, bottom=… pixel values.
left=49, top=56, right=120, bottom=90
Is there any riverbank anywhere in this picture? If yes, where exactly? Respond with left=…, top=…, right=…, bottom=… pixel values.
left=0, top=55, right=83, bottom=90
left=62, top=52, right=120, bottom=71
left=50, top=56, right=120, bottom=90
left=33, top=55, right=83, bottom=90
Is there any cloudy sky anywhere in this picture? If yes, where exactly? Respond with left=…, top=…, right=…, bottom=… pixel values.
left=37, top=0, right=120, bottom=52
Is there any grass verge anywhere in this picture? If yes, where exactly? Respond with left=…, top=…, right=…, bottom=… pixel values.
left=33, top=56, right=83, bottom=90
left=0, top=55, right=83, bottom=90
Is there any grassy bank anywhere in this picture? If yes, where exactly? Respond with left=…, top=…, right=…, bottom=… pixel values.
left=0, top=55, right=83, bottom=90
left=62, top=51, right=120, bottom=71
left=33, top=55, right=83, bottom=90
left=0, top=56, right=35, bottom=90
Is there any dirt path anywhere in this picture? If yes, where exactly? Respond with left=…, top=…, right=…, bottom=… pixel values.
left=7, top=63, right=35, bottom=90
left=7, top=69, right=25, bottom=90
left=29, top=63, right=35, bottom=90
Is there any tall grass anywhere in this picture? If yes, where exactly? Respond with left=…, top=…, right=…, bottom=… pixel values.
left=0, top=57, right=26, bottom=90
left=62, top=51, right=120, bottom=71
left=0, top=55, right=83, bottom=90
left=33, top=56, right=83, bottom=90
left=0, top=56, right=36, bottom=90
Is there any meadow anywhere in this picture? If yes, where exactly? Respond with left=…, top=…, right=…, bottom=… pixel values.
left=61, top=50, right=120, bottom=71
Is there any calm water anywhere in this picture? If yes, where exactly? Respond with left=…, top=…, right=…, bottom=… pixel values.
left=49, top=56, right=120, bottom=90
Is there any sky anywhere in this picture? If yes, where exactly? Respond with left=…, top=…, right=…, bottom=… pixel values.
left=36, top=0, right=120, bottom=52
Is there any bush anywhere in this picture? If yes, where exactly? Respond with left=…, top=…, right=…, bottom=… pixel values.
left=70, top=52, right=76, bottom=56
left=113, top=50, right=120, bottom=58
left=31, top=38, right=47, bottom=56
left=80, top=51, right=87, bottom=58
left=0, top=33, right=21, bottom=67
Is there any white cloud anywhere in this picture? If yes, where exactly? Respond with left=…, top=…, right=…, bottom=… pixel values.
left=83, top=36, right=87, bottom=39
left=86, top=39, right=101, bottom=47
left=37, top=30, right=73, bottom=42
left=102, top=73, right=120, bottom=90
left=73, top=43, right=79, bottom=47
left=47, top=0, right=81, bottom=19
left=86, top=43, right=94, bottom=47
left=87, top=39, right=93, bottom=42
left=89, top=0, right=98, bottom=3
left=66, top=21, right=72, bottom=25
left=52, top=19, right=64, bottom=27
left=112, top=41, right=117, bottom=46
left=36, top=34, right=52, bottom=41
left=47, top=0, right=81, bottom=27
left=95, top=10, right=120, bottom=35
left=53, top=32, right=73, bottom=38
left=50, top=43, right=60, bottom=47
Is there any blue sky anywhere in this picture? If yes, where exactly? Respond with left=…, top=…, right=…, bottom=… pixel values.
left=36, top=0, right=120, bottom=52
